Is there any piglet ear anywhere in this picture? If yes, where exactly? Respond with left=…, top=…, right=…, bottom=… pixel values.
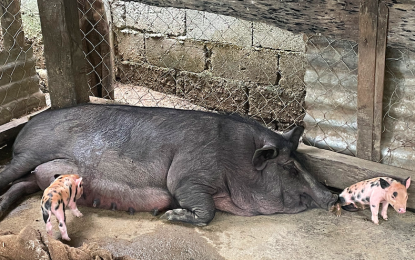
left=403, top=177, right=411, bottom=189
left=252, top=146, right=278, bottom=171
left=379, top=178, right=390, bottom=189
left=76, top=177, right=83, bottom=188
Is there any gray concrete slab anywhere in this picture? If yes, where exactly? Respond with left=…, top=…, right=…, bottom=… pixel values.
left=0, top=192, right=414, bottom=260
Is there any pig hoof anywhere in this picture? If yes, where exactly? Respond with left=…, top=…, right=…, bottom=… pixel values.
left=92, top=198, right=100, bottom=208
left=160, top=208, right=208, bottom=226
left=111, top=202, right=117, bottom=211
left=329, top=203, right=342, bottom=217
left=128, top=207, right=135, bottom=215
left=382, top=217, right=388, bottom=221
left=161, top=209, right=186, bottom=220
left=62, top=236, right=71, bottom=241
left=152, top=208, right=159, bottom=216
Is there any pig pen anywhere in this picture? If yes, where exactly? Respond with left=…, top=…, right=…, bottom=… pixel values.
left=1, top=84, right=415, bottom=260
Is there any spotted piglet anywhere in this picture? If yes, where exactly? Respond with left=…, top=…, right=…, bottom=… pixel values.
left=41, top=174, right=84, bottom=241
left=333, top=177, right=411, bottom=224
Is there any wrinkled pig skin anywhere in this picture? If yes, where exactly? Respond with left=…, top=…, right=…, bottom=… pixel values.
left=0, top=104, right=337, bottom=226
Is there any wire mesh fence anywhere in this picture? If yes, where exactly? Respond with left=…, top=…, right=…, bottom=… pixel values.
left=302, top=36, right=359, bottom=156
left=380, top=48, right=415, bottom=169
left=0, top=0, right=47, bottom=125
left=78, top=0, right=113, bottom=99
left=93, top=0, right=308, bottom=131
left=2, top=0, right=415, bottom=171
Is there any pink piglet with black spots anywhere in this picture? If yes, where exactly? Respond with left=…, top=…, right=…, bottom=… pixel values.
left=41, top=174, right=84, bottom=241
left=332, top=177, right=411, bottom=224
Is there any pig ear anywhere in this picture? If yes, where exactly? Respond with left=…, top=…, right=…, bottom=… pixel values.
left=380, top=178, right=390, bottom=189
left=252, top=146, right=278, bottom=171
left=281, top=126, right=304, bottom=151
left=402, top=177, right=411, bottom=189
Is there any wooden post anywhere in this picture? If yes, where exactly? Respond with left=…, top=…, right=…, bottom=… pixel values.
left=356, top=0, right=388, bottom=161
left=372, top=3, right=388, bottom=162
left=37, top=0, right=89, bottom=109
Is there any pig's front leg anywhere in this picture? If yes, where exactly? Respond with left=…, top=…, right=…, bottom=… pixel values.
left=369, top=197, right=381, bottom=224
left=380, top=202, right=389, bottom=220
left=161, top=183, right=215, bottom=226
left=69, top=203, right=83, bottom=217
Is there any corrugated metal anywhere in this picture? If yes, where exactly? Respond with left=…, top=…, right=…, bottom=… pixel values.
left=303, top=36, right=358, bottom=156
left=380, top=48, right=415, bottom=170
left=303, top=36, right=415, bottom=171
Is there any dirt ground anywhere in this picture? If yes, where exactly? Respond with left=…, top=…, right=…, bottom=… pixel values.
left=1, top=192, right=415, bottom=260
left=0, top=141, right=414, bottom=260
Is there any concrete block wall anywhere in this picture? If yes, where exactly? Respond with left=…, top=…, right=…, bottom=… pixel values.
left=112, top=0, right=306, bottom=130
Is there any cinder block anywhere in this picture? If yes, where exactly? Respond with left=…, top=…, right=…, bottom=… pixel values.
left=279, top=52, right=307, bottom=94
left=248, top=84, right=305, bottom=130
left=115, top=29, right=145, bottom=62
left=125, top=2, right=185, bottom=35
left=248, top=53, right=306, bottom=130
left=117, top=61, right=176, bottom=95
left=146, top=37, right=205, bottom=73
left=110, top=0, right=126, bottom=28
left=211, top=44, right=278, bottom=85
left=253, top=22, right=305, bottom=52
left=176, top=71, right=248, bottom=114
left=186, top=10, right=252, bottom=47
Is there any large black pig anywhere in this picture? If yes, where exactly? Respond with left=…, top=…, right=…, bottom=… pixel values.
left=0, top=104, right=337, bottom=226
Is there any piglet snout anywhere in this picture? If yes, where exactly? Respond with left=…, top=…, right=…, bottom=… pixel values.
left=398, top=208, right=406, bottom=213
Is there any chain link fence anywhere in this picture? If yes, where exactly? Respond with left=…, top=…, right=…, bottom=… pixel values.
left=0, top=0, right=47, bottom=125
left=78, top=0, right=114, bottom=99
left=98, top=0, right=308, bottom=131
left=303, top=36, right=359, bottom=156
left=380, top=48, right=415, bottom=170
left=2, top=0, right=415, bottom=171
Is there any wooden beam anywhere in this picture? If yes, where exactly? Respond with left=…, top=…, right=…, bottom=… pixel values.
left=356, top=0, right=378, bottom=161
left=127, top=0, right=415, bottom=52
left=296, top=144, right=415, bottom=209
left=0, top=107, right=50, bottom=146
left=372, top=3, right=388, bottom=162
left=37, top=0, right=89, bottom=109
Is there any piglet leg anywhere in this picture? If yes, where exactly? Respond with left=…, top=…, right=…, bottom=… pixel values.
left=380, top=202, right=389, bottom=220
left=42, top=208, right=53, bottom=236
left=70, top=205, right=83, bottom=218
left=369, top=197, right=380, bottom=224
left=53, top=205, right=70, bottom=241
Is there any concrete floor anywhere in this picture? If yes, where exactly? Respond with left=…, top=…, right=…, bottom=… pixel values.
left=1, top=192, right=415, bottom=260
left=1, top=143, right=415, bottom=259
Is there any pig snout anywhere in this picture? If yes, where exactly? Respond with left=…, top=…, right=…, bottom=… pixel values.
left=398, top=208, right=406, bottom=214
